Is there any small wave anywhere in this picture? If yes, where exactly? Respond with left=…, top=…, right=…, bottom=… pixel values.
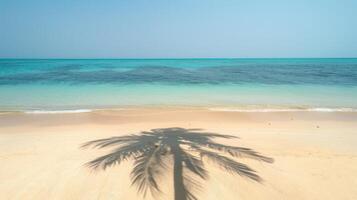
left=209, top=107, right=357, bottom=112
left=306, top=108, right=357, bottom=112
left=24, top=109, right=93, bottom=114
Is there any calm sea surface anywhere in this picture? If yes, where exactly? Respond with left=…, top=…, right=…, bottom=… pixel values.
left=1, top=58, right=357, bottom=112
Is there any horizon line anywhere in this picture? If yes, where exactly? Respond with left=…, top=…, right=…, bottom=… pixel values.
left=1, top=57, right=357, bottom=60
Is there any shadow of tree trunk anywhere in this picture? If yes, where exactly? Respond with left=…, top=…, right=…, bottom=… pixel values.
left=173, top=146, right=188, bottom=200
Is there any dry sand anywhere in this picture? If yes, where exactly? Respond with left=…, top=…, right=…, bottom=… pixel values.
left=1, top=108, right=357, bottom=200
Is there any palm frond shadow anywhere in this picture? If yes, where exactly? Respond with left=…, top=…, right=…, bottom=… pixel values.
left=82, top=127, right=273, bottom=200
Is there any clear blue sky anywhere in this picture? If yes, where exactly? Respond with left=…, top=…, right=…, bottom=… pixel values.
left=1, top=0, right=357, bottom=58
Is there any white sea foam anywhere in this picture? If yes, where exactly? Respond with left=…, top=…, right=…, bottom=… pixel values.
left=14, top=107, right=357, bottom=114
left=209, top=107, right=357, bottom=112
left=306, top=108, right=357, bottom=112
left=24, top=109, right=93, bottom=114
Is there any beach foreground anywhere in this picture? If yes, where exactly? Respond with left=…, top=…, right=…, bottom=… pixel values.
left=1, top=108, right=357, bottom=200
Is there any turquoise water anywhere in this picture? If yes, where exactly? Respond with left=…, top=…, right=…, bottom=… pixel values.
left=1, top=58, right=357, bottom=111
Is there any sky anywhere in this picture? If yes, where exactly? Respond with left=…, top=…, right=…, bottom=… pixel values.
left=0, top=0, right=357, bottom=58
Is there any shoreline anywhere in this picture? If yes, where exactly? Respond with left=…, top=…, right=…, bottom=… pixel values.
left=1, top=104, right=357, bottom=115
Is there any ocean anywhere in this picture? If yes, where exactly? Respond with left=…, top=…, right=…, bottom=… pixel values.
left=1, top=58, right=357, bottom=112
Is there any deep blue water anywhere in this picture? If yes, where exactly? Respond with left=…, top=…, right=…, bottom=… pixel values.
left=0, top=58, right=357, bottom=111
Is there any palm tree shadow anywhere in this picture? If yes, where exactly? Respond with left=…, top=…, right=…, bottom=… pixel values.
left=81, top=127, right=273, bottom=200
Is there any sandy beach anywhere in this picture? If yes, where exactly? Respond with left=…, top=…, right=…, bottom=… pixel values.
left=0, top=108, right=357, bottom=200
